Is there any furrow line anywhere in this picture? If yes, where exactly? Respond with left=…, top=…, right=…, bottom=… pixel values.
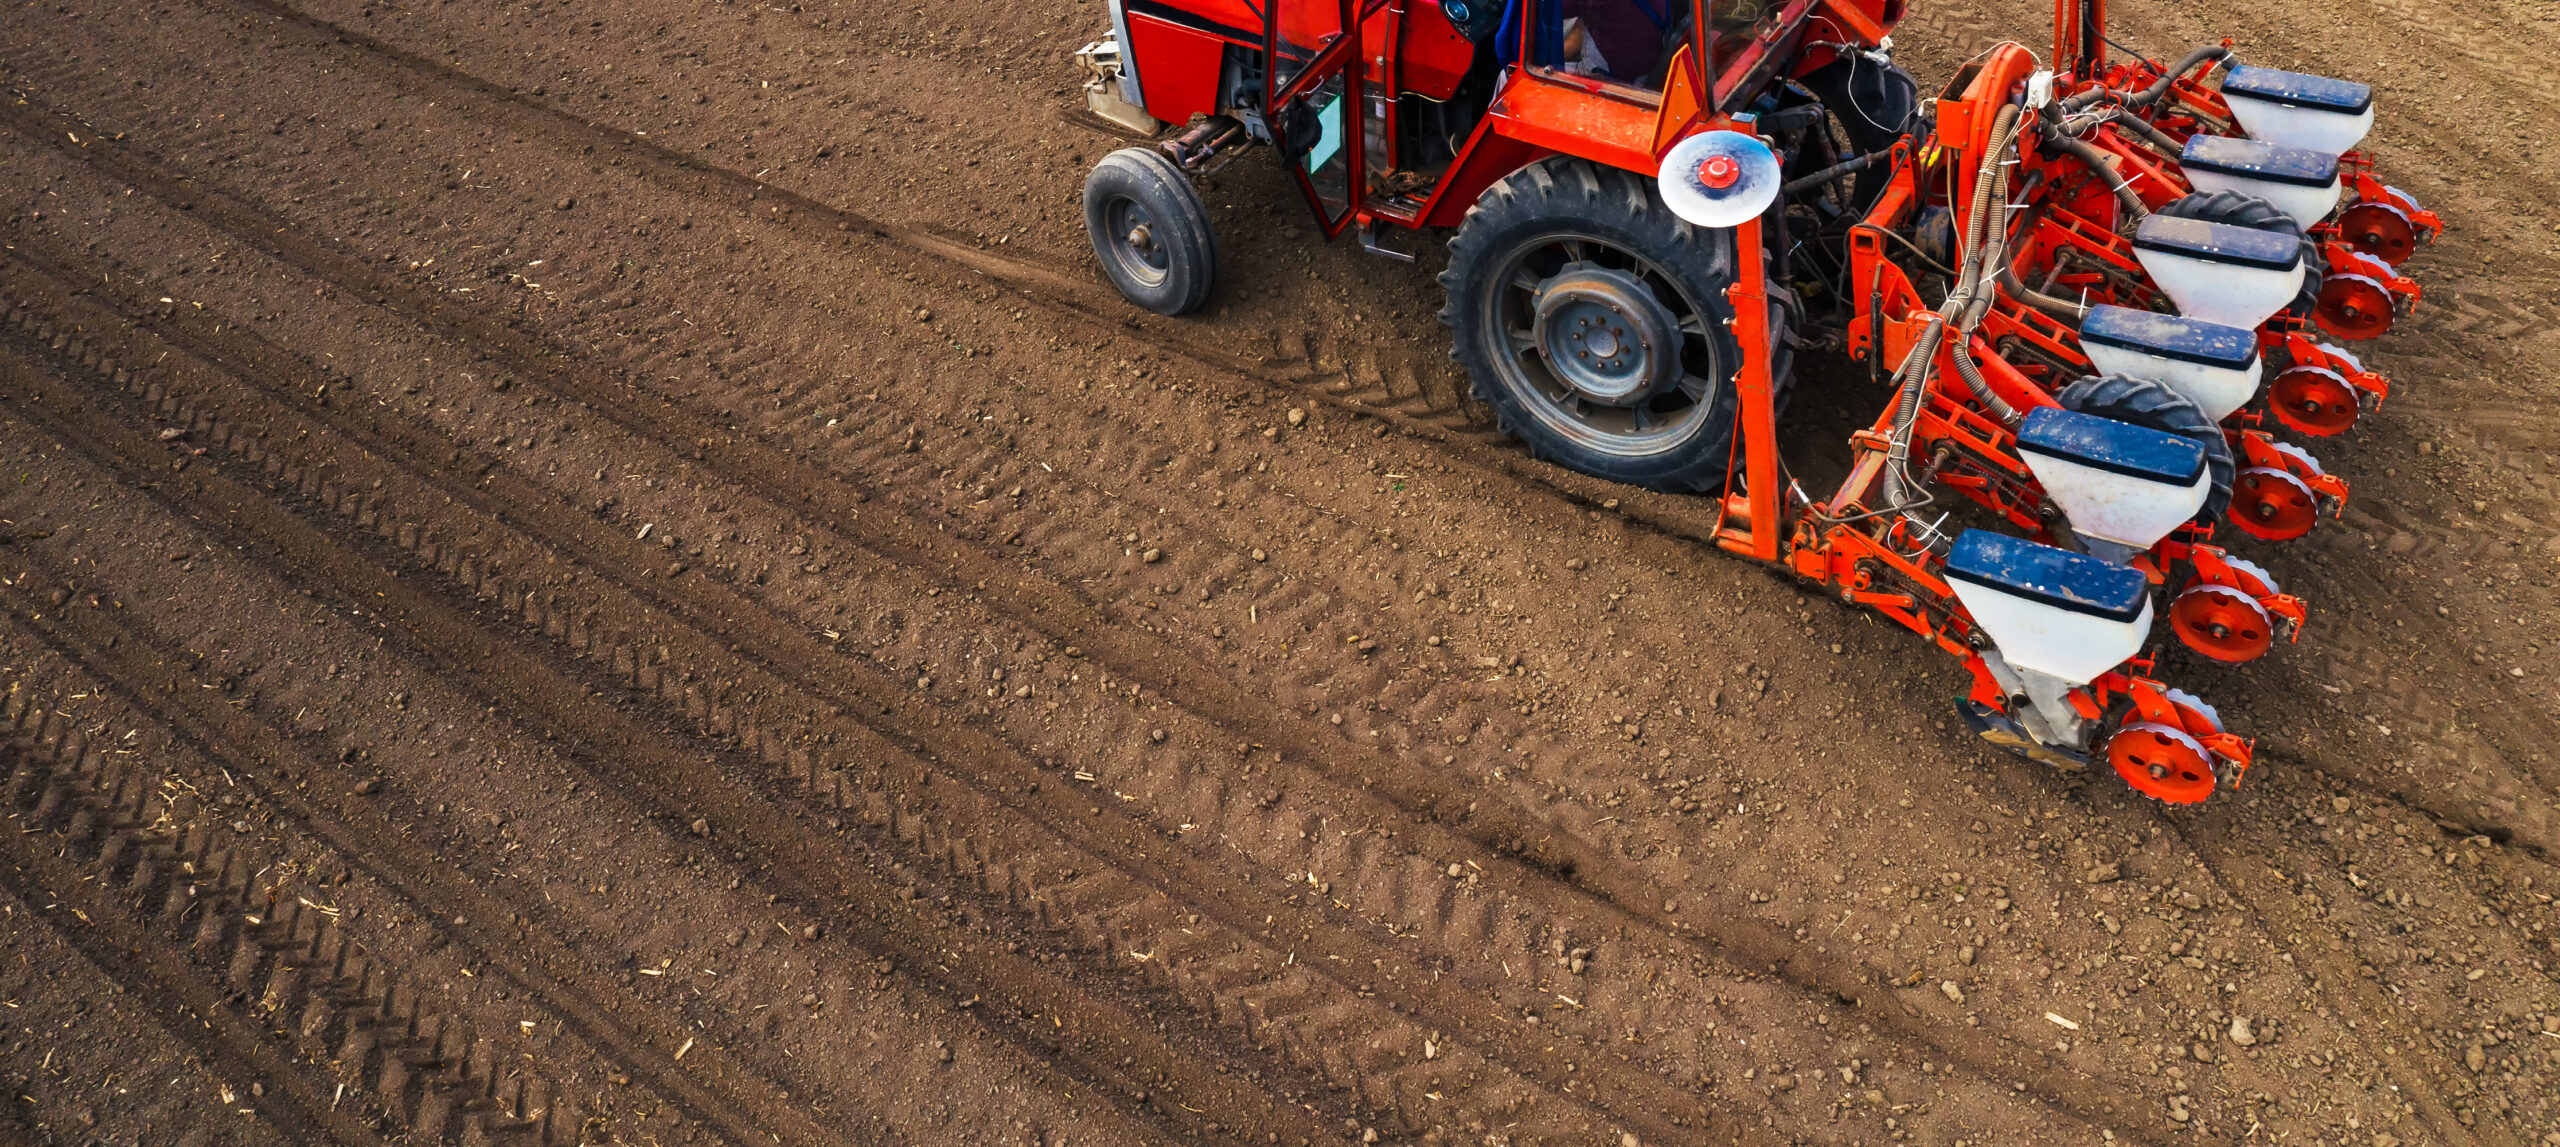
left=0, top=231, right=1743, bottom=1144
left=0, top=292, right=1383, bottom=1147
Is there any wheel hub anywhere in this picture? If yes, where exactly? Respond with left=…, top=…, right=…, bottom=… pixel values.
left=1530, top=265, right=1682, bottom=407
left=2109, top=722, right=2216, bottom=804
left=1104, top=198, right=1170, bottom=285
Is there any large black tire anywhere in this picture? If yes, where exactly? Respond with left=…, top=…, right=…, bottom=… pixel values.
left=2154, top=190, right=2323, bottom=321
left=1439, top=159, right=1792, bottom=493
left=2056, top=374, right=2235, bottom=524
left=1083, top=148, right=1217, bottom=315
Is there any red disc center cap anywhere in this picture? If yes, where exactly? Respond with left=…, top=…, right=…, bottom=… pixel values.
left=1697, top=154, right=1741, bottom=190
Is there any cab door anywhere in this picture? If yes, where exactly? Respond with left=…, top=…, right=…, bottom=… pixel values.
left=1267, top=0, right=1366, bottom=237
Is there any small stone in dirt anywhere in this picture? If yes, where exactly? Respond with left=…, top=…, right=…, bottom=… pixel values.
left=2083, top=862, right=2122, bottom=884
left=2228, top=1016, right=2255, bottom=1046
left=803, top=924, right=822, bottom=940
left=2191, top=1041, right=2214, bottom=1063
left=933, top=1040, right=954, bottom=1064
left=1447, top=863, right=1464, bottom=878
left=156, top=427, right=188, bottom=441
left=1602, top=499, right=1621, bottom=511
left=489, top=376, right=512, bottom=392
left=915, top=308, right=933, bottom=323
left=2173, top=889, right=2205, bottom=911
left=555, top=197, right=575, bottom=211
left=1958, top=944, right=1976, bottom=965
left=1564, top=557, right=1587, bottom=571
left=352, top=779, right=379, bottom=796
left=1940, top=980, right=1965, bottom=1004
left=1250, top=548, right=1267, bottom=562
left=690, top=817, right=711, bottom=836
left=2332, top=796, right=2353, bottom=813
left=916, top=676, right=933, bottom=690
left=799, top=992, right=820, bottom=1007
left=1141, top=547, right=1163, bottom=564
left=1286, top=407, right=1307, bottom=427
left=1621, top=1134, right=1641, bottom=1147
left=1150, top=728, right=1167, bottom=743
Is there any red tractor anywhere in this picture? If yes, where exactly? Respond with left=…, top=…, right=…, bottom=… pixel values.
left=1074, top=0, right=2436, bottom=803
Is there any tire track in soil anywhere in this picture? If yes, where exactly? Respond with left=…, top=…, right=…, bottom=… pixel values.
left=0, top=366, right=871, bottom=1147
left=0, top=871, right=298, bottom=1145
left=103, top=0, right=2560, bottom=858
left=0, top=87, right=2175, bottom=1141
left=0, top=664, right=391, bottom=1147
left=0, top=292, right=1378, bottom=1147
left=0, top=226, right=1753, bottom=1146
left=0, top=650, right=582, bottom=1146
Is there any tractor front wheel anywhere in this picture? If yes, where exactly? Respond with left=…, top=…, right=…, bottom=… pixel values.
left=1083, top=148, right=1217, bottom=315
left=1441, top=159, right=1785, bottom=492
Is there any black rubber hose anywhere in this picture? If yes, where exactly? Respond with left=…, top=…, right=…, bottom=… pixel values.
left=1997, top=262, right=2088, bottom=320
left=2101, top=107, right=2185, bottom=157
left=1779, top=146, right=1896, bottom=196
left=2057, top=44, right=2230, bottom=114
left=2126, top=45, right=2231, bottom=110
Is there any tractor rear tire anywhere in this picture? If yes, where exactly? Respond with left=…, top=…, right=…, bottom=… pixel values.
left=2056, top=374, right=2236, bottom=524
left=1083, top=148, right=1217, bottom=315
left=1441, top=158, right=1787, bottom=493
left=2154, top=190, right=2324, bottom=320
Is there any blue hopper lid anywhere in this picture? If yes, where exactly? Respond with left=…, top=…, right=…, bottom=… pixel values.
left=2221, top=65, right=2373, bottom=116
left=2133, top=215, right=2301, bottom=274
left=2078, top=305, right=2260, bottom=371
left=2181, top=134, right=2339, bottom=189
left=1944, top=530, right=2153, bottom=623
left=2015, top=406, right=2208, bottom=487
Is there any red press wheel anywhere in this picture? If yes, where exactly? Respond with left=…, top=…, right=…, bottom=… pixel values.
left=2230, top=466, right=2321, bottom=540
left=2111, top=721, right=2217, bottom=804
left=2315, top=273, right=2396, bottom=340
left=2339, top=200, right=2419, bottom=267
left=2267, top=365, right=2360, bottom=437
left=2171, top=583, right=2275, bottom=663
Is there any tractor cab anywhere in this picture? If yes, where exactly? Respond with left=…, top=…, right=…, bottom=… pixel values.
left=1086, top=0, right=1902, bottom=244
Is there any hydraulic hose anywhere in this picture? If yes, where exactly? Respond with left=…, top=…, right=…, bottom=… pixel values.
left=1946, top=104, right=2022, bottom=427
left=1780, top=146, right=1897, bottom=197
left=2126, top=45, right=2231, bottom=110
left=1884, top=102, right=2025, bottom=508
left=2058, top=43, right=2231, bottom=113
left=1997, top=262, right=2088, bottom=319
left=2100, top=106, right=2186, bottom=158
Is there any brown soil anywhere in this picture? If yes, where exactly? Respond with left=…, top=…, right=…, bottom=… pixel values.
left=0, top=0, right=2553, bottom=1144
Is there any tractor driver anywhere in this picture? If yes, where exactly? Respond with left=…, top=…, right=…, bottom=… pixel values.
left=1558, top=0, right=1675, bottom=87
